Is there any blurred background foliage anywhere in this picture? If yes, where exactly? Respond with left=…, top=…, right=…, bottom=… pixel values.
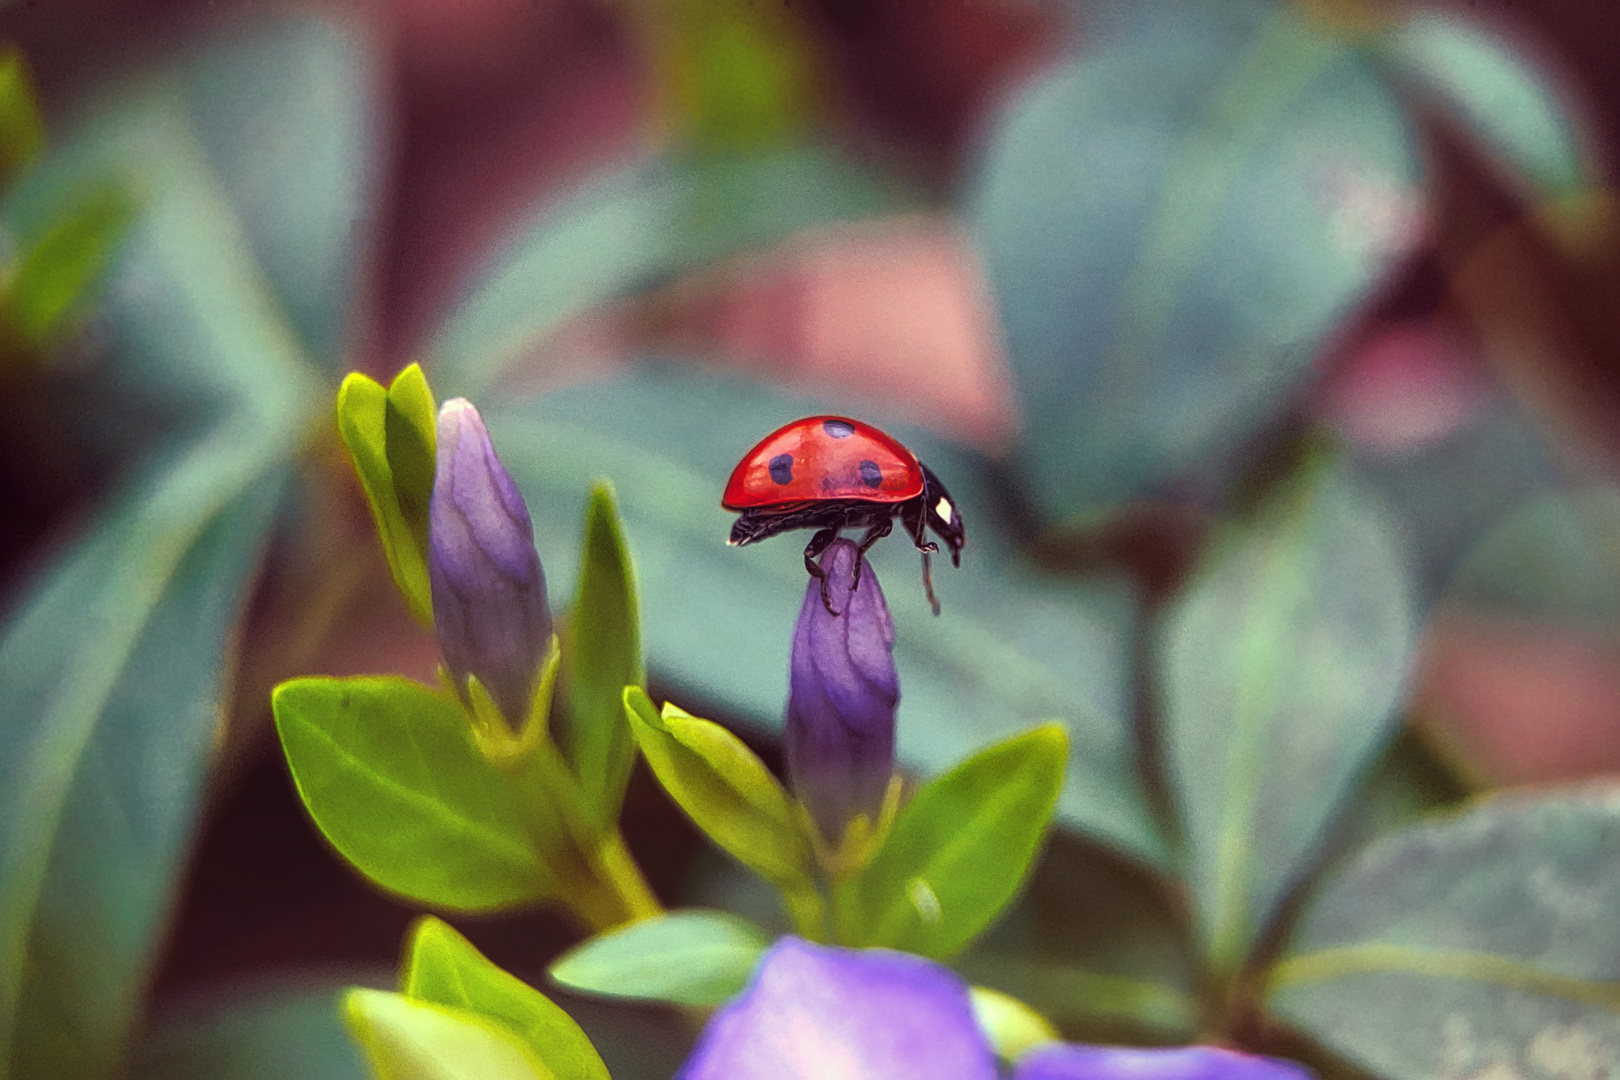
left=2, top=0, right=1619, bottom=1076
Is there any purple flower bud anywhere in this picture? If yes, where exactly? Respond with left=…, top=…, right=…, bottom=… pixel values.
left=428, top=398, right=552, bottom=722
left=679, top=937, right=997, bottom=1080
left=786, top=539, right=898, bottom=845
left=1015, top=1044, right=1316, bottom=1080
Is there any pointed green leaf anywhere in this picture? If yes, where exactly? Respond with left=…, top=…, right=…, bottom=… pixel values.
left=1375, top=12, right=1591, bottom=207
left=549, top=909, right=769, bottom=1007
left=1159, top=452, right=1414, bottom=974
left=624, top=688, right=813, bottom=895
left=272, top=676, right=556, bottom=911
left=0, top=47, right=43, bottom=182
left=834, top=724, right=1067, bottom=959
left=1270, top=787, right=1620, bottom=1080
left=344, top=990, right=549, bottom=1080
left=403, top=918, right=606, bottom=1080
left=335, top=365, right=436, bottom=626
left=6, top=182, right=135, bottom=345
left=564, top=484, right=643, bottom=831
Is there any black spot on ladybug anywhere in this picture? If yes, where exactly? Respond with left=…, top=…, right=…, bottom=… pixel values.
left=823, top=419, right=856, bottom=439
left=769, top=454, right=794, bottom=485
left=860, top=460, right=883, bottom=488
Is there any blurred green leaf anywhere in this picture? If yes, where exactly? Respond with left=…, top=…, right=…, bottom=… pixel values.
left=1269, top=787, right=1620, bottom=1079
left=0, top=47, right=44, bottom=181
left=6, top=183, right=135, bottom=346
left=182, top=16, right=378, bottom=361
left=335, top=365, right=437, bottom=627
left=487, top=370, right=1165, bottom=869
left=0, top=469, right=290, bottom=1080
left=1159, top=451, right=1415, bottom=974
left=404, top=918, right=607, bottom=1080
left=0, top=15, right=371, bottom=1080
left=835, top=725, right=1067, bottom=960
left=968, top=0, right=1419, bottom=518
left=624, top=688, right=815, bottom=900
left=565, top=484, right=643, bottom=831
left=344, top=990, right=548, bottom=1080
left=272, top=676, right=557, bottom=911
left=549, top=909, right=769, bottom=1007
left=1374, top=11, right=1590, bottom=207
left=429, top=146, right=913, bottom=398
left=129, top=982, right=375, bottom=1080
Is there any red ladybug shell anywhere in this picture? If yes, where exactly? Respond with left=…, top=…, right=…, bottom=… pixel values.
left=722, top=416, right=925, bottom=509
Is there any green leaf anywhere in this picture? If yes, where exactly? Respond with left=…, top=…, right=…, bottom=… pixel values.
left=130, top=982, right=375, bottom=1080
left=403, top=918, right=607, bottom=1080
left=6, top=182, right=135, bottom=345
left=335, top=364, right=437, bottom=627
left=0, top=47, right=44, bottom=181
left=1158, top=451, right=1414, bottom=974
left=1374, top=11, right=1591, bottom=208
left=624, top=688, right=815, bottom=896
left=1269, top=787, right=1620, bottom=1080
left=564, top=483, right=643, bottom=831
left=968, top=0, right=1420, bottom=518
left=344, top=990, right=549, bottom=1080
left=487, top=371, right=1166, bottom=870
left=428, top=146, right=912, bottom=398
left=549, top=909, right=769, bottom=1007
left=834, top=724, right=1067, bottom=959
left=968, top=987, right=1059, bottom=1062
left=272, top=676, right=556, bottom=911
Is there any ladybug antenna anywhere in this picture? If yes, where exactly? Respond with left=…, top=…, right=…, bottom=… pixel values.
left=921, top=551, right=941, bottom=617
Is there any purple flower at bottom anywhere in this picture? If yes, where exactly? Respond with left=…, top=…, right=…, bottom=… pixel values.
left=428, top=398, right=552, bottom=722
left=678, top=937, right=997, bottom=1080
left=786, top=539, right=899, bottom=845
left=1015, top=1045, right=1315, bottom=1080
left=678, top=937, right=1317, bottom=1080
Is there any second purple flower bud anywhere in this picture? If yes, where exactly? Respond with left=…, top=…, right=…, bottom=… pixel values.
left=786, top=538, right=899, bottom=847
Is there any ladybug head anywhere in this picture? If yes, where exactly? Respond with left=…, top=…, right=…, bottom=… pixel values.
left=919, top=463, right=965, bottom=568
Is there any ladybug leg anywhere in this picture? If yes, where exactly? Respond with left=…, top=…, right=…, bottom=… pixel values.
left=804, top=526, right=841, bottom=615
left=851, top=520, right=893, bottom=591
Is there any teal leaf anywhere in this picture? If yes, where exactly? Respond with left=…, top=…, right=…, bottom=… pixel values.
left=404, top=918, right=607, bottom=1080
left=834, top=724, right=1068, bottom=959
left=272, top=676, right=557, bottom=911
left=1158, top=451, right=1415, bottom=973
left=5, top=182, right=134, bottom=346
left=0, top=466, right=292, bottom=1080
left=623, top=689, right=815, bottom=900
left=967, top=0, right=1419, bottom=518
left=181, top=15, right=378, bottom=361
left=1374, top=11, right=1591, bottom=207
left=428, top=145, right=913, bottom=398
left=564, top=483, right=643, bottom=831
left=344, top=990, right=549, bottom=1080
left=549, top=909, right=769, bottom=1007
left=486, top=369, right=1165, bottom=869
left=129, top=983, right=375, bottom=1080
left=0, top=15, right=366, bottom=1080
left=1269, top=786, right=1620, bottom=1080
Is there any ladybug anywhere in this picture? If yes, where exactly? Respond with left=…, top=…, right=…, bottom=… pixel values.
left=723, top=416, right=965, bottom=615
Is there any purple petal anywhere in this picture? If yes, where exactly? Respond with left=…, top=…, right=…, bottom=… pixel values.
left=786, top=539, right=898, bottom=844
left=679, top=937, right=997, bottom=1080
left=428, top=398, right=552, bottom=721
left=1016, top=1045, right=1316, bottom=1080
